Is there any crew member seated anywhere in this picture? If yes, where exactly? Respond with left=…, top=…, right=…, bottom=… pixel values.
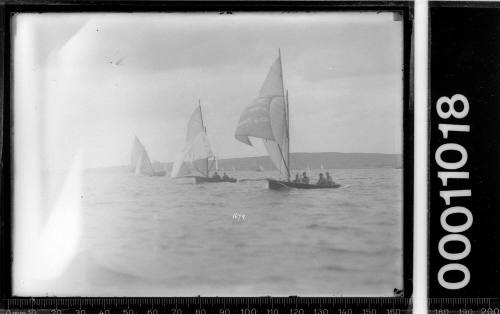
left=317, top=173, right=327, bottom=185
left=301, top=172, right=310, bottom=184
left=293, top=174, right=300, bottom=183
left=222, top=172, right=230, bottom=180
left=212, top=171, right=221, bottom=180
left=326, top=172, right=334, bottom=186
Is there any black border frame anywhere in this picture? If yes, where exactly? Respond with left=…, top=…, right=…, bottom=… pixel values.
left=428, top=0, right=500, bottom=301
left=0, top=0, right=413, bottom=302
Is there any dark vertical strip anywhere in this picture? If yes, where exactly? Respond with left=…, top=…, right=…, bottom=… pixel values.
left=0, top=3, right=11, bottom=297
left=402, top=6, right=414, bottom=297
left=430, top=5, right=500, bottom=297
left=285, top=90, right=290, bottom=181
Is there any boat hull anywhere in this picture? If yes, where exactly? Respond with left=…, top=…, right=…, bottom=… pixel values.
left=195, top=176, right=237, bottom=183
left=267, top=179, right=340, bottom=190
left=152, top=171, right=166, bottom=177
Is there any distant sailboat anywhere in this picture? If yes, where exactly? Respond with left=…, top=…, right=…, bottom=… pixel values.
left=171, top=102, right=236, bottom=183
left=235, top=51, right=340, bottom=190
left=131, top=136, right=165, bottom=176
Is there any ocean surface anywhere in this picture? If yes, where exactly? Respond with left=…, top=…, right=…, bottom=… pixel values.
left=30, top=168, right=403, bottom=296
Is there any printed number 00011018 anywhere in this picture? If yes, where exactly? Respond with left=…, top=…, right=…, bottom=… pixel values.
left=434, top=94, right=472, bottom=290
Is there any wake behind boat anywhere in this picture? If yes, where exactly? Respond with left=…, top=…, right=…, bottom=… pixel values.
left=171, top=101, right=237, bottom=184
left=234, top=51, right=340, bottom=190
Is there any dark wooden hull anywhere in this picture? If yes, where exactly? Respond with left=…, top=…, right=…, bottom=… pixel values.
left=195, top=176, right=237, bottom=183
left=267, top=179, right=341, bottom=190
left=152, top=171, right=166, bottom=177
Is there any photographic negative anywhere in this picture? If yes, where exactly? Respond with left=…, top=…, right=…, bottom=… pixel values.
left=11, top=10, right=408, bottom=297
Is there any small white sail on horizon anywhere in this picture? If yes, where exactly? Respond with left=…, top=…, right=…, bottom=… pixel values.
left=131, top=136, right=155, bottom=176
left=171, top=104, right=215, bottom=178
left=235, top=52, right=291, bottom=180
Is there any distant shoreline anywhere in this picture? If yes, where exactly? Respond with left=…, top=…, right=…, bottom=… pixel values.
left=87, top=152, right=403, bottom=172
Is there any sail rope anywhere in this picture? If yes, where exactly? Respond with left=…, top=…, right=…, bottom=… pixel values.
left=264, top=94, right=290, bottom=180
left=269, top=139, right=290, bottom=180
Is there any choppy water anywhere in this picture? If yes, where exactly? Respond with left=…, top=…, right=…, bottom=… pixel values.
left=46, top=168, right=402, bottom=296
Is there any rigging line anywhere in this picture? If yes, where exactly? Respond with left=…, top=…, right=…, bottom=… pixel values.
left=199, top=99, right=205, bottom=130
left=285, top=90, right=290, bottom=179
left=198, top=101, right=209, bottom=177
left=208, top=158, right=216, bottom=175
left=192, top=162, right=207, bottom=177
left=264, top=108, right=288, bottom=177
left=141, top=145, right=154, bottom=173
left=265, top=139, right=290, bottom=178
left=285, top=115, right=291, bottom=177
left=278, top=49, right=291, bottom=179
left=263, top=103, right=290, bottom=178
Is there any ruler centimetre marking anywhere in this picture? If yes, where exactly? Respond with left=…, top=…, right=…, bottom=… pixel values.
left=4, top=297, right=499, bottom=313
left=1, top=297, right=414, bottom=313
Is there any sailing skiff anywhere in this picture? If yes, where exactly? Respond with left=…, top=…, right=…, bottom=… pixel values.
left=267, top=179, right=340, bottom=190
left=131, top=136, right=166, bottom=176
left=171, top=102, right=236, bottom=184
left=234, top=51, right=340, bottom=190
left=195, top=176, right=237, bottom=183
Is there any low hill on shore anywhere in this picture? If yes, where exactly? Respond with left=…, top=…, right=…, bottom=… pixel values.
left=92, top=152, right=403, bottom=173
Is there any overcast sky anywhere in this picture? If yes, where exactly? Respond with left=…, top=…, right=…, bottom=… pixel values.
left=14, top=12, right=403, bottom=170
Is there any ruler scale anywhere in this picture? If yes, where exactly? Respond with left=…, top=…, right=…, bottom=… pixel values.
left=4, top=297, right=500, bottom=313
left=1, top=297, right=413, bottom=314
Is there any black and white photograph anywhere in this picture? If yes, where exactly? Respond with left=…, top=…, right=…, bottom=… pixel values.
left=12, top=11, right=405, bottom=297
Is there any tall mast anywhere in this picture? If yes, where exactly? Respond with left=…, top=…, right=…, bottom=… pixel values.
left=278, top=49, right=291, bottom=181
left=199, top=99, right=209, bottom=177
left=286, top=90, right=290, bottom=182
left=199, top=99, right=204, bottom=130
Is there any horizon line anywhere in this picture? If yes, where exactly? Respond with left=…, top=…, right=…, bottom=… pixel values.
left=86, top=151, right=403, bottom=171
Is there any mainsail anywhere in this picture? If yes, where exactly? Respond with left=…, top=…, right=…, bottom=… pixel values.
left=235, top=52, right=290, bottom=180
left=131, top=136, right=155, bottom=176
left=171, top=104, right=215, bottom=178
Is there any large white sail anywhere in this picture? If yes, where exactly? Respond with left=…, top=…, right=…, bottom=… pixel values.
left=171, top=105, right=215, bottom=178
left=131, top=136, right=154, bottom=176
left=235, top=54, right=290, bottom=179
left=186, top=105, right=205, bottom=143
